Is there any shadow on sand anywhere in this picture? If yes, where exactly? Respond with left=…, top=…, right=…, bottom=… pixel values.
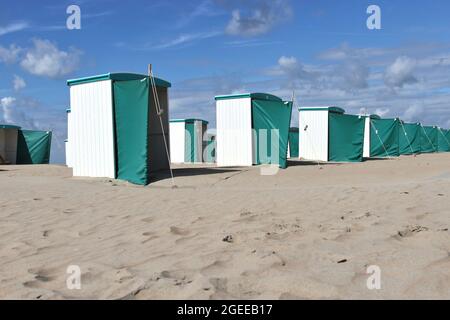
left=151, top=167, right=242, bottom=182
left=287, top=160, right=341, bottom=167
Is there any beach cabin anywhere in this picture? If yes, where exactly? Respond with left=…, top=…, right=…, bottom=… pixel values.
left=0, top=124, right=19, bottom=164
left=399, top=122, right=421, bottom=155
left=16, top=130, right=52, bottom=164
left=437, top=128, right=450, bottom=152
left=420, top=125, right=438, bottom=153
left=67, top=73, right=171, bottom=185
left=215, top=93, right=292, bottom=168
left=287, top=127, right=299, bottom=158
left=169, top=119, right=208, bottom=163
left=298, top=107, right=365, bottom=162
left=363, top=115, right=400, bottom=158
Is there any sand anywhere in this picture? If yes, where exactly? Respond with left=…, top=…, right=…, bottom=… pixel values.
left=0, top=153, right=449, bottom=300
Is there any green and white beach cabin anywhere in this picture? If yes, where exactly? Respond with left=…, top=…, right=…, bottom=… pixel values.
left=363, top=115, right=400, bottom=158
left=66, top=73, right=171, bottom=185
left=298, top=107, right=365, bottom=162
left=169, top=119, right=208, bottom=163
left=399, top=122, right=421, bottom=155
left=215, top=93, right=292, bottom=168
left=0, top=125, right=52, bottom=165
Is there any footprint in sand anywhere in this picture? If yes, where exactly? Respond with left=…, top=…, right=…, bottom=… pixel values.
left=396, top=225, right=429, bottom=239
left=159, top=270, right=194, bottom=287
left=141, top=232, right=159, bottom=244
left=24, top=267, right=59, bottom=288
left=200, top=259, right=229, bottom=276
left=170, top=226, right=190, bottom=236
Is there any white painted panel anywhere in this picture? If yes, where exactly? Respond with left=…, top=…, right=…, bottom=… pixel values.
left=216, top=98, right=253, bottom=167
left=299, top=110, right=329, bottom=162
left=194, top=121, right=203, bottom=163
left=65, top=141, right=71, bottom=167
left=363, top=117, right=371, bottom=158
left=169, top=122, right=186, bottom=163
left=0, top=129, right=18, bottom=164
left=66, top=111, right=72, bottom=167
left=69, top=80, right=115, bottom=178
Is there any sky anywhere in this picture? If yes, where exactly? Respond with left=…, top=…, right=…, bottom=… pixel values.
left=1, top=0, right=450, bottom=163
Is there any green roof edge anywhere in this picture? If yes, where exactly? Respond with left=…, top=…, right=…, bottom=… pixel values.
left=215, top=93, right=282, bottom=102
left=0, top=124, right=21, bottom=129
left=298, top=106, right=345, bottom=114
left=170, top=118, right=209, bottom=125
left=67, top=73, right=171, bottom=88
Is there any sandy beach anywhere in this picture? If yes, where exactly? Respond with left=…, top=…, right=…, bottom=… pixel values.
left=0, top=153, right=449, bottom=300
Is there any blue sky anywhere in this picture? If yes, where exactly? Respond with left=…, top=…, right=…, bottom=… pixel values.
left=1, top=0, right=450, bottom=163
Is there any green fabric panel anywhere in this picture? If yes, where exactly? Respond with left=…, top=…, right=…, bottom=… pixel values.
left=446, top=130, right=450, bottom=152
left=184, top=122, right=197, bottom=162
left=288, top=129, right=299, bottom=158
left=113, top=79, right=149, bottom=185
left=328, top=113, right=365, bottom=162
left=399, top=123, right=421, bottom=155
left=437, top=129, right=450, bottom=152
left=369, top=119, right=400, bottom=157
left=205, top=139, right=216, bottom=163
left=16, top=130, right=52, bottom=164
left=420, top=126, right=438, bottom=153
left=252, top=100, right=292, bottom=169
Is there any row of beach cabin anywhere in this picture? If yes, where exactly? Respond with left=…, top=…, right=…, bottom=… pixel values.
left=0, top=124, right=52, bottom=165
left=64, top=72, right=450, bottom=185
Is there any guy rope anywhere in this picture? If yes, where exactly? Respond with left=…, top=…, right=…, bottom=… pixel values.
left=148, top=64, right=176, bottom=188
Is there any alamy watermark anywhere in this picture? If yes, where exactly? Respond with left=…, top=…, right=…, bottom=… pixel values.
left=366, top=265, right=381, bottom=290
left=66, top=5, right=81, bottom=30
left=367, top=5, right=381, bottom=30
left=66, top=265, right=81, bottom=290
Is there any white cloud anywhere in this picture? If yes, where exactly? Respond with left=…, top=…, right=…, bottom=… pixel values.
left=268, top=56, right=314, bottom=81
left=225, top=0, right=292, bottom=36
left=384, top=56, right=418, bottom=88
left=0, top=44, right=22, bottom=64
left=338, top=61, right=369, bottom=90
left=0, top=96, right=16, bottom=108
left=13, top=75, right=26, bottom=91
left=402, top=104, right=425, bottom=122
left=0, top=21, right=29, bottom=36
left=0, top=97, right=17, bottom=124
left=20, top=39, right=81, bottom=78
left=176, top=0, right=225, bottom=28
left=155, top=31, right=221, bottom=49
left=0, top=96, right=40, bottom=129
left=375, top=108, right=390, bottom=117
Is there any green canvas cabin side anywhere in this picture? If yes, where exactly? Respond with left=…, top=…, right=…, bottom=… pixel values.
left=445, top=129, right=450, bottom=152
left=252, top=98, right=293, bottom=169
left=16, top=130, right=52, bottom=164
left=328, top=112, right=365, bottom=162
left=369, top=118, right=400, bottom=158
left=288, top=127, right=299, bottom=158
left=437, top=128, right=450, bottom=152
left=420, top=125, right=438, bottom=153
left=399, top=122, right=421, bottom=155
